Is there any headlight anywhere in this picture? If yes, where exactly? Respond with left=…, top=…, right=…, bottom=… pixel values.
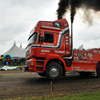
left=25, top=61, right=27, bottom=65
left=29, top=61, right=34, bottom=65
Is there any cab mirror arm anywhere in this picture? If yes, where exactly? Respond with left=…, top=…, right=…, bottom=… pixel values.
left=40, top=31, right=44, bottom=43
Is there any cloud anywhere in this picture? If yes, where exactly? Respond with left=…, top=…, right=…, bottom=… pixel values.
left=73, top=12, right=100, bottom=49
left=0, top=0, right=59, bottom=55
left=0, top=0, right=100, bottom=55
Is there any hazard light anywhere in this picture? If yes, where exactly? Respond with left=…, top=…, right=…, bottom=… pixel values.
left=29, top=61, right=34, bottom=65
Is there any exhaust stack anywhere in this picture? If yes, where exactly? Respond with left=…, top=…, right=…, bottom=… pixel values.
left=63, top=1, right=73, bottom=60
left=70, top=21, right=73, bottom=59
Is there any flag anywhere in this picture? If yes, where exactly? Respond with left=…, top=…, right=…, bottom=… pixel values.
left=79, top=44, right=83, bottom=50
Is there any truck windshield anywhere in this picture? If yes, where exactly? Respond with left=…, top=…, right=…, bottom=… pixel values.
left=28, top=32, right=37, bottom=45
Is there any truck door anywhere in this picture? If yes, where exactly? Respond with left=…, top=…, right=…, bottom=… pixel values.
left=36, top=31, right=54, bottom=57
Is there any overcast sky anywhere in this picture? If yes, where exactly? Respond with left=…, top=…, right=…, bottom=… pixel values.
left=0, top=0, right=100, bottom=55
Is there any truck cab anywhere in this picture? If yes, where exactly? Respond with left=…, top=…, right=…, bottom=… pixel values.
left=24, top=19, right=72, bottom=79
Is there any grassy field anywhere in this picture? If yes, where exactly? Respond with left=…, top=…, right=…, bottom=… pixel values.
left=10, top=65, right=23, bottom=67
left=7, top=91, right=100, bottom=100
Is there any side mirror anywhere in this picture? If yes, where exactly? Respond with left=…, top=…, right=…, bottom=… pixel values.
left=40, top=31, right=44, bottom=43
left=40, top=31, right=44, bottom=37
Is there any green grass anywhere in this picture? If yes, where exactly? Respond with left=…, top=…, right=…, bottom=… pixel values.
left=9, top=65, right=23, bottom=67
left=6, top=91, right=100, bottom=100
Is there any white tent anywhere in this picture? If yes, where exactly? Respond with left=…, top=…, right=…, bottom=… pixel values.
left=3, top=42, right=26, bottom=58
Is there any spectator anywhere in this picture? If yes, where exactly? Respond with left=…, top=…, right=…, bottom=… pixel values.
left=4, top=59, right=7, bottom=65
left=17, top=58, right=21, bottom=66
left=7, top=58, right=10, bottom=66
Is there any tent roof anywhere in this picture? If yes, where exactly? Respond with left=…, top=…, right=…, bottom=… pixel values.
left=0, top=56, right=3, bottom=59
left=3, top=42, right=26, bottom=58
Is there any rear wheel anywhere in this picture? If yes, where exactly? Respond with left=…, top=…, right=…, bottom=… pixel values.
left=46, top=62, right=63, bottom=80
left=96, top=63, right=100, bottom=78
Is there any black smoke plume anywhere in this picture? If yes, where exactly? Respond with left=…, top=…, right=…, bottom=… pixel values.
left=57, top=0, right=100, bottom=24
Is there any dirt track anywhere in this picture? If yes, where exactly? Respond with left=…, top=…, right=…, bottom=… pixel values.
left=0, top=71, right=100, bottom=100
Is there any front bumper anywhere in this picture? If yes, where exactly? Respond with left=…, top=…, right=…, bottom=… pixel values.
left=22, top=66, right=28, bottom=72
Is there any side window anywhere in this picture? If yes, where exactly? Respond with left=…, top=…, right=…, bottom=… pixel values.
left=44, top=33, right=53, bottom=43
left=38, top=33, right=41, bottom=43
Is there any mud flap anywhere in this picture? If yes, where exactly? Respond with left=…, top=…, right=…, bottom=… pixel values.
left=64, top=59, right=72, bottom=67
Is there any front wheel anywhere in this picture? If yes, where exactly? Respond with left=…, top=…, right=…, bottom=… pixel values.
left=45, top=62, right=63, bottom=80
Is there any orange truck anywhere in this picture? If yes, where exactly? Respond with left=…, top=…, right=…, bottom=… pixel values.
left=23, top=18, right=100, bottom=80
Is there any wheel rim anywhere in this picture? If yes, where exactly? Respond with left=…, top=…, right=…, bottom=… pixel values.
left=49, top=66, right=59, bottom=77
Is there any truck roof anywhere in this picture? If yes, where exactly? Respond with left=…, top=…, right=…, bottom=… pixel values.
left=39, top=18, right=69, bottom=31
left=29, top=19, right=69, bottom=37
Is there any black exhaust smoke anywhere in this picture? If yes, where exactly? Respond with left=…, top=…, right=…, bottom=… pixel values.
left=57, top=0, right=100, bottom=24
left=57, top=0, right=69, bottom=20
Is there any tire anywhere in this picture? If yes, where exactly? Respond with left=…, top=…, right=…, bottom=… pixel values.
left=45, top=62, right=63, bottom=80
left=96, top=63, right=100, bottom=78
left=38, top=72, right=46, bottom=77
